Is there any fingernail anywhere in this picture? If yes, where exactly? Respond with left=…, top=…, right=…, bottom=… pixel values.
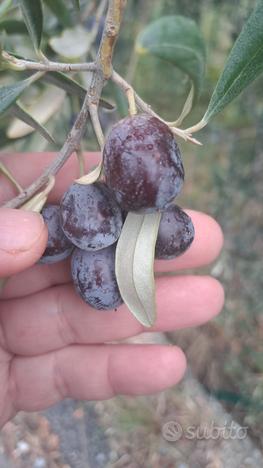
left=0, top=208, right=44, bottom=253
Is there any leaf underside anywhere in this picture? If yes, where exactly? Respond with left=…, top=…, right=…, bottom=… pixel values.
left=8, top=103, right=56, bottom=144
left=18, top=0, right=43, bottom=51
left=76, top=163, right=102, bottom=185
left=0, top=74, right=39, bottom=115
left=116, top=211, right=161, bottom=327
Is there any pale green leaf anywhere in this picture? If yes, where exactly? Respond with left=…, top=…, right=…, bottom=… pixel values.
left=203, top=1, right=263, bottom=123
left=18, top=0, right=43, bottom=51
left=116, top=212, right=161, bottom=327
left=137, top=15, right=206, bottom=100
left=8, top=103, right=56, bottom=144
left=21, top=192, right=48, bottom=212
left=49, top=26, right=91, bottom=59
left=76, top=163, right=102, bottom=184
left=0, top=73, right=41, bottom=116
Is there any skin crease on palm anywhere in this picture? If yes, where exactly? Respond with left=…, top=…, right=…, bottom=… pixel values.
left=0, top=152, right=224, bottom=428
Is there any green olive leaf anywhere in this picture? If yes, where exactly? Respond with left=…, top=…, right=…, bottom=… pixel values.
left=136, top=15, right=206, bottom=102
left=43, top=0, right=72, bottom=28
left=116, top=211, right=161, bottom=327
left=0, top=73, right=42, bottom=116
left=18, top=0, right=43, bottom=52
left=0, top=20, right=28, bottom=35
left=202, top=1, right=263, bottom=123
left=42, top=72, right=115, bottom=110
left=49, top=26, right=91, bottom=59
left=7, top=103, right=56, bottom=145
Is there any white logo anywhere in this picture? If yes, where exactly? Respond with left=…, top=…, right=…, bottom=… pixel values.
left=162, top=421, right=183, bottom=442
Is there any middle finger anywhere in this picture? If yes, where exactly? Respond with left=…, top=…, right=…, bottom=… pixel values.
left=0, top=276, right=224, bottom=356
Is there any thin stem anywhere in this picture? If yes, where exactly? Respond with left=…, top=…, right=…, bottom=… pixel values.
left=126, top=88, right=137, bottom=115
left=89, top=103, right=105, bottom=148
left=184, top=119, right=207, bottom=134
left=2, top=52, right=97, bottom=73
left=97, top=0, right=127, bottom=79
left=0, top=162, right=23, bottom=193
left=111, top=70, right=202, bottom=145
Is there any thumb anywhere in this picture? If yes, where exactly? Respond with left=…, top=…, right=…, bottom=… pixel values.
left=0, top=208, right=47, bottom=277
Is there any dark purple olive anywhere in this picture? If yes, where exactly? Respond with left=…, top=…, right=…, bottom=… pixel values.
left=40, top=204, right=73, bottom=264
left=103, top=113, right=184, bottom=213
left=71, top=244, right=123, bottom=310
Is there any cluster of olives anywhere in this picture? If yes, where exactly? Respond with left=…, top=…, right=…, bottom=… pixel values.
left=40, top=114, right=194, bottom=310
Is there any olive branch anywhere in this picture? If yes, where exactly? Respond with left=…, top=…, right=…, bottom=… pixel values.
left=1, top=0, right=201, bottom=211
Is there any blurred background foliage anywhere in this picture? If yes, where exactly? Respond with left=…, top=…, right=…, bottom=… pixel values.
left=1, top=0, right=263, bottom=455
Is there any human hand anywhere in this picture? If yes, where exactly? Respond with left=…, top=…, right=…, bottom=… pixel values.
left=0, top=152, right=224, bottom=428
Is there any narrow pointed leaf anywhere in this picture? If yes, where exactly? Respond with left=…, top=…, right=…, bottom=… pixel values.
left=21, top=192, right=48, bottom=212
left=137, top=15, right=206, bottom=100
left=18, top=0, right=43, bottom=51
left=76, top=163, right=102, bottom=184
left=0, top=20, right=28, bottom=35
left=43, top=72, right=87, bottom=98
left=0, top=161, right=23, bottom=193
left=116, top=212, right=161, bottom=327
left=42, top=72, right=115, bottom=110
left=0, top=74, right=41, bottom=116
left=203, top=1, right=263, bottom=123
left=172, top=83, right=194, bottom=126
left=8, top=103, right=56, bottom=144
left=7, top=86, right=64, bottom=140
left=43, top=0, right=72, bottom=27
